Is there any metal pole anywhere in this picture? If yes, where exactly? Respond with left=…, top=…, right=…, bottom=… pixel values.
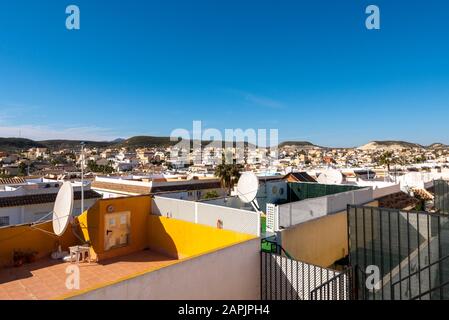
left=81, top=142, right=85, bottom=214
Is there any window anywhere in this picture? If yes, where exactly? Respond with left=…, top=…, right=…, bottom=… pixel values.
left=0, top=216, right=10, bottom=227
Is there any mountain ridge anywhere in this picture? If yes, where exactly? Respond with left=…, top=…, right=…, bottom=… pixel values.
left=0, top=137, right=446, bottom=152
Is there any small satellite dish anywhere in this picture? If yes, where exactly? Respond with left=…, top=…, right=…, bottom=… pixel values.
left=236, top=172, right=259, bottom=203
left=52, top=181, right=74, bottom=236
left=317, top=169, right=344, bottom=185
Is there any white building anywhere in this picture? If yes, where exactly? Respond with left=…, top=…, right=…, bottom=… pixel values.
left=0, top=178, right=101, bottom=226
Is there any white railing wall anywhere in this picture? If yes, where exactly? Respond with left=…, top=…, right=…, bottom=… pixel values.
left=276, top=188, right=374, bottom=229
left=151, top=196, right=196, bottom=222
left=372, top=183, right=401, bottom=199
left=151, top=196, right=260, bottom=236
left=196, top=202, right=260, bottom=237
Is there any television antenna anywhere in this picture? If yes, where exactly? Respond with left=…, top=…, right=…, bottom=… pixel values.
left=236, top=171, right=261, bottom=212
left=317, top=169, right=344, bottom=185
left=80, top=142, right=85, bottom=215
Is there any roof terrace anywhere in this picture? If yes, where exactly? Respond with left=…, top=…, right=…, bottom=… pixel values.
left=0, top=195, right=260, bottom=300
left=0, top=250, right=176, bottom=300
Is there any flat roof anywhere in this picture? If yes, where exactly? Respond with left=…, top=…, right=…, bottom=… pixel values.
left=0, top=250, right=177, bottom=300
left=0, top=190, right=101, bottom=208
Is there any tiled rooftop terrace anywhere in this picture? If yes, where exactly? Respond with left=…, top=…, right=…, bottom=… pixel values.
left=0, top=250, right=177, bottom=300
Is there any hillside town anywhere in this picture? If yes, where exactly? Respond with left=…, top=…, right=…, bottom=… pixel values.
left=2, top=0, right=449, bottom=305
left=1, top=139, right=448, bottom=180
left=1, top=135, right=449, bottom=301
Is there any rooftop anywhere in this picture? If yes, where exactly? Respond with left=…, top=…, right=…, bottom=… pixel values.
left=0, top=190, right=101, bottom=208
left=91, top=177, right=222, bottom=196
left=0, top=178, right=27, bottom=185
left=0, top=250, right=176, bottom=300
left=0, top=195, right=258, bottom=300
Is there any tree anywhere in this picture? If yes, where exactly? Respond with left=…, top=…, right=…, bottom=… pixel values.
left=377, top=151, right=394, bottom=172
left=87, top=160, right=114, bottom=174
left=203, top=190, right=219, bottom=199
left=214, top=164, right=242, bottom=195
left=18, top=162, right=27, bottom=176
left=415, top=155, right=425, bottom=164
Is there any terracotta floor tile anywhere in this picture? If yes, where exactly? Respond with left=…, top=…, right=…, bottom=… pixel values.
left=0, top=250, right=177, bottom=300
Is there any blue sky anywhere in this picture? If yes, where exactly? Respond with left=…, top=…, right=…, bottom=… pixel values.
left=0, top=0, right=449, bottom=147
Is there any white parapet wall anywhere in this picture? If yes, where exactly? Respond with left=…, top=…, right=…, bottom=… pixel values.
left=68, top=238, right=261, bottom=300
left=151, top=196, right=196, bottom=222
left=152, top=196, right=260, bottom=236
left=275, top=187, right=374, bottom=229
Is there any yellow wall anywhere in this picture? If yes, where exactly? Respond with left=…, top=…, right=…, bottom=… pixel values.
left=78, top=195, right=151, bottom=261
left=281, top=201, right=378, bottom=268
left=78, top=195, right=254, bottom=261
left=147, top=215, right=255, bottom=259
left=0, top=220, right=77, bottom=267
left=0, top=194, right=256, bottom=266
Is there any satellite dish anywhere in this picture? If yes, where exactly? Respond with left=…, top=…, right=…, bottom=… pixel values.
left=317, top=169, right=344, bottom=185
left=52, top=181, right=74, bottom=236
left=236, top=172, right=259, bottom=203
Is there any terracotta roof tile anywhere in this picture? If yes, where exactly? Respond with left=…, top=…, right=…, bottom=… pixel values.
left=150, top=181, right=222, bottom=193
left=91, top=181, right=150, bottom=195
left=92, top=180, right=222, bottom=195
left=284, top=172, right=316, bottom=183
left=0, top=178, right=26, bottom=185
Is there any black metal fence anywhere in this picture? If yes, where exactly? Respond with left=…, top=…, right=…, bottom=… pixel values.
left=260, top=251, right=351, bottom=300
left=435, top=179, right=449, bottom=214
left=348, top=205, right=449, bottom=300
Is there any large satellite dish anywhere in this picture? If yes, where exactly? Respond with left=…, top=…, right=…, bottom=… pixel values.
left=317, top=169, right=344, bottom=185
left=52, top=181, right=74, bottom=236
left=236, top=172, right=259, bottom=203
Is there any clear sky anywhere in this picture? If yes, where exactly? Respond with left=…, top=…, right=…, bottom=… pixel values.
left=0, top=0, right=448, bottom=147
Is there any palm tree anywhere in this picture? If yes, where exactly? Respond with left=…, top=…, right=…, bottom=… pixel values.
left=214, top=164, right=242, bottom=195
left=378, top=151, right=394, bottom=172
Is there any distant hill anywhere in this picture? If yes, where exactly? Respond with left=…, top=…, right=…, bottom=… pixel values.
left=0, top=138, right=115, bottom=152
left=39, top=140, right=115, bottom=149
left=0, top=135, right=259, bottom=152
left=1, top=136, right=446, bottom=153
left=118, top=136, right=257, bottom=148
left=428, top=143, right=448, bottom=149
left=278, top=141, right=323, bottom=149
left=358, top=141, right=424, bottom=151
left=119, top=136, right=181, bottom=148
left=0, top=138, right=46, bottom=151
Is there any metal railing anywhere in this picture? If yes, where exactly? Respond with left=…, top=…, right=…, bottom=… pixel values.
left=348, top=204, right=449, bottom=300
left=310, top=266, right=354, bottom=300
left=261, top=250, right=341, bottom=300
left=434, top=179, right=449, bottom=214
left=391, top=252, right=449, bottom=300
